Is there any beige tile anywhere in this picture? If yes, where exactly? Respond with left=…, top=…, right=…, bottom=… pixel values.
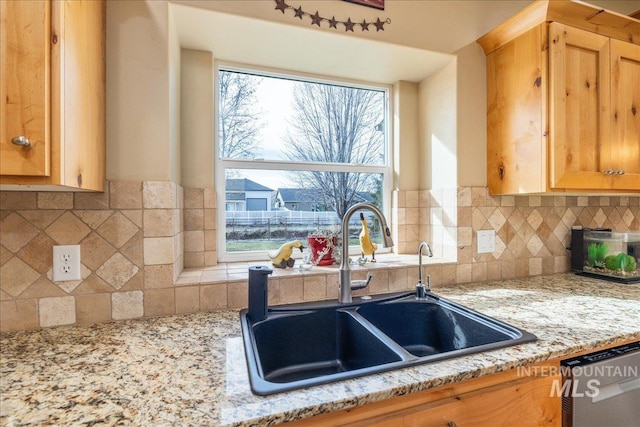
left=303, top=275, right=327, bottom=301
left=457, top=187, right=472, bottom=207
left=204, top=209, right=217, bottom=230
left=471, top=262, right=487, bottom=282
left=184, top=230, right=205, bottom=252
left=388, top=268, right=407, bottom=292
left=1, top=213, right=39, bottom=252
left=200, top=283, right=227, bottom=310
left=74, top=210, right=113, bottom=229
left=456, top=264, right=472, bottom=284
left=515, top=258, right=529, bottom=277
left=486, top=261, right=502, bottom=281
left=0, top=192, right=37, bottom=210
left=0, top=299, right=38, bottom=332
left=143, top=237, right=174, bottom=265
left=184, top=252, right=204, bottom=269
left=119, top=231, right=144, bottom=268
left=18, top=210, right=64, bottom=231
left=96, top=253, right=140, bottom=290
left=19, top=277, right=66, bottom=299
left=440, top=264, right=456, bottom=285
left=118, top=270, right=144, bottom=292
left=144, top=265, right=174, bottom=289
left=37, top=192, right=73, bottom=209
left=96, top=212, right=139, bottom=248
left=76, top=293, right=111, bottom=324
left=71, top=274, right=114, bottom=295
left=0, top=257, right=40, bottom=298
left=45, top=212, right=91, bottom=245
left=280, top=277, right=303, bottom=303
left=144, top=288, right=175, bottom=317
left=112, top=290, right=144, bottom=320
left=143, top=181, right=175, bottom=209
left=176, top=286, right=199, bottom=313
left=405, top=208, right=420, bottom=225
left=39, top=296, right=76, bottom=327
left=120, top=209, right=143, bottom=228
left=203, top=188, right=217, bottom=209
left=143, top=209, right=174, bottom=237
left=204, top=251, right=218, bottom=267
left=17, top=233, right=55, bottom=274
left=184, top=188, right=204, bottom=209
left=406, top=190, right=419, bottom=208
left=184, top=209, right=204, bottom=231
left=501, top=259, right=516, bottom=279
left=529, top=258, right=543, bottom=276
left=228, top=281, right=248, bottom=309
left=109, top=181, right=143, bottom=209
left=75, top=186, right=110, bottom=210
left=80, top=232, right=116, bottom=271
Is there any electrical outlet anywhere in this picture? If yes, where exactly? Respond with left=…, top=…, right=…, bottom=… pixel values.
left=53, top=245, right=81, bottom=281
left=477, top=230, right=496, bottom=254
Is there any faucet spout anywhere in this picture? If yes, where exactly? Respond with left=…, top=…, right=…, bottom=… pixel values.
left=416, top=242, right=433, bottom=298
left=339, top=203, right=393, bottom=303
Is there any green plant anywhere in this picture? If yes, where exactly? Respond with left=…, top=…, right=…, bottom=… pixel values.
left=587, top=243, right=609, bottom=268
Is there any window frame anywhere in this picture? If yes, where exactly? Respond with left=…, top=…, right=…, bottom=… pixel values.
left=214, top=61, right=393, bottom=262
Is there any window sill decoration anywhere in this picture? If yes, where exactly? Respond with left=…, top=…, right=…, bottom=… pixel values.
left=274, top=0, right=391, bottom=32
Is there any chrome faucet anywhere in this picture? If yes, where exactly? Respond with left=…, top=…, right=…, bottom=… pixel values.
left=339, top=203, right=394, bottom=303
left=416, top=241, right=433, bottom=299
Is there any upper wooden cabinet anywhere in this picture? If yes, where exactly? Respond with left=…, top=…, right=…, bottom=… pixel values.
left=0, top=0, right=105, bottom=191
left=478, top=0, right=640, bottom=194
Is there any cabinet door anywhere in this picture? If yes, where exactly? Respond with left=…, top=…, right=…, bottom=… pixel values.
left=548, top=23, right=612, bottom=190
left=0, top=0, right=50, bottom=176
left=609, top=39, right=640, bottom=191
left=401, top=375, right=560, bottom=427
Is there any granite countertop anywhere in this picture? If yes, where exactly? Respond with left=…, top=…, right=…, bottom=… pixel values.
left=1, top=274, right=639, bottom=426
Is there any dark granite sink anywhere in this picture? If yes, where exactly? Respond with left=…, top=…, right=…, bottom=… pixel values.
left=240, top=292, right=536, bottom=395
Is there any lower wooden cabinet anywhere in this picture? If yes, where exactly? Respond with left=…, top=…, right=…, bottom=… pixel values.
left=285, top=364, right=561, bottom=427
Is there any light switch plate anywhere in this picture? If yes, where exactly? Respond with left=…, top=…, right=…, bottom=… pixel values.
left=477, top=230, right=496, bottom=254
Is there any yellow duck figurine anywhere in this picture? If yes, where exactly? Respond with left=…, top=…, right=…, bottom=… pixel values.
left=268, top=240, right=305, bottom=268
left=359, top=212, right=378, bottom=262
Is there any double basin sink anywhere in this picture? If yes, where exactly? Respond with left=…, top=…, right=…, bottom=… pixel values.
left=240, top=292, right=537, bottom=395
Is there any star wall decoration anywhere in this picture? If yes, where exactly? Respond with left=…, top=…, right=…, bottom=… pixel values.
left=273, top=0, right=391, bottom=32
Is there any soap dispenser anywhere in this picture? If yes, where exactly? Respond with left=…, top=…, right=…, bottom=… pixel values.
left=248, top=265, right=273, bottom=322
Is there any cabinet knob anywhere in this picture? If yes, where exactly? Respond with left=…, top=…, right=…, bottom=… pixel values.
left=617, top=170, right=625, bottom=175
left=11, top=136, right=31, bottom=147
left=603, top=169, right=615, bottom=175
left=447, top=422, right=458, bottom=427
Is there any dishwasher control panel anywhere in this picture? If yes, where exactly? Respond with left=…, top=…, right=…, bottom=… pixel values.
left=561, top=341, right=640, bottom=368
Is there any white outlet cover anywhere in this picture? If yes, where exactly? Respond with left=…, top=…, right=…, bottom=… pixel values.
left=477, top=230, right=496, bottom=254
left=53, top=245, right=81, bottom=282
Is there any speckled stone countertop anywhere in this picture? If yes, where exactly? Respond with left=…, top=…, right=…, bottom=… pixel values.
left=1, top=274, right=639, bottom=426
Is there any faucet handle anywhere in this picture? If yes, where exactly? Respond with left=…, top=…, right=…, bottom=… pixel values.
left=416, top=274, right=431, bottom=300
left=351, top=273, right=372, bottom=291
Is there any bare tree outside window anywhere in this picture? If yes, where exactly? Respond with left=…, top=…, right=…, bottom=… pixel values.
left=218, top=71, right=263, bottom=160
left=284, top=83, right=385, bottom=219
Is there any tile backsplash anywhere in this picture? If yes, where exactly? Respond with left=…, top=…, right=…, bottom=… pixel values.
left=1, top=181, right=638, bottom=331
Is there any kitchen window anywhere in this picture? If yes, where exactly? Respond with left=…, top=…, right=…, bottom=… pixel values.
left=215, top=64, right=391, bottom=262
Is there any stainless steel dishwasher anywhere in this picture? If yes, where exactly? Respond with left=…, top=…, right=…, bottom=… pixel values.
left=561, top=341, right=640, bottom=427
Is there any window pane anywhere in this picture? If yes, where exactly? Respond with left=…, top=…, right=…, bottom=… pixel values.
left=219, top=70, right=386, bottom=165
left=224, top=169, right=384, bottom=253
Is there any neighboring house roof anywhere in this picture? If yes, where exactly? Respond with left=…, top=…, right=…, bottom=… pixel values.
left=226, top=178, right=273, bottom=192
left=277, top=188, right=320, bottom=203
left=277, top=188, right=375, bottom=204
